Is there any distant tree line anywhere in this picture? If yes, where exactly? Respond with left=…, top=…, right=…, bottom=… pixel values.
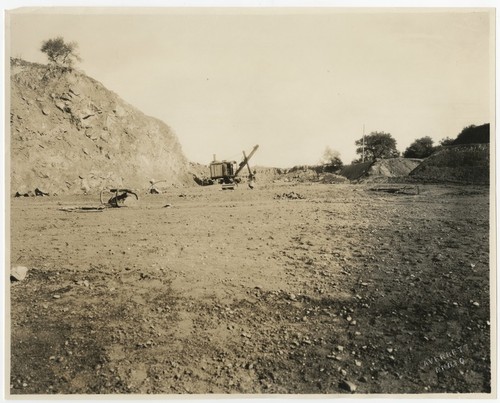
left=403, top=124, right=490, bottom=159
left=345, top=123, right=490, bottom=163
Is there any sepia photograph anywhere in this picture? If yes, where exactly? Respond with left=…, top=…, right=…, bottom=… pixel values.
left=4, top=2, right=495, bottom=398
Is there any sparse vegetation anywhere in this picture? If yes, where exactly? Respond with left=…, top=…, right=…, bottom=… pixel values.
left=40, top=37, right=81, bottom=69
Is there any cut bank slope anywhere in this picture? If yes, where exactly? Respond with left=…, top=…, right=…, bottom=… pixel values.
left=10, top=58, right=191, bottom=195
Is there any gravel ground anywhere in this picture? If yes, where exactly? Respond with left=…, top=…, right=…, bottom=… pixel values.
left=9, top=182, right=491, bottom=395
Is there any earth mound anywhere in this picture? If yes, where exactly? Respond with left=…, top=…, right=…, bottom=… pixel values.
left=253, top=166, right=285, bottom=183
left=339, top=158, right=421, bottom=182
left=10, top=58, right=191, bottom=195
left=409, top=144, right=489, bottom=184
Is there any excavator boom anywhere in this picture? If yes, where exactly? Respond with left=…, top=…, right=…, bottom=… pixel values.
left=234, top=145, right=259, bottom=178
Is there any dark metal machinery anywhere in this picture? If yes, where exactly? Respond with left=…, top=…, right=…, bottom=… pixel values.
left=209, top=145, right=259, bottom=189
left=100, top=188, right=138, bottom=207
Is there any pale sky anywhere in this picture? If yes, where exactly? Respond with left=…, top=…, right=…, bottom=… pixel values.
left=7, top=7, right=493, bottom=167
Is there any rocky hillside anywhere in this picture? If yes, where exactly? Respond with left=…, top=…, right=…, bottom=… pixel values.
left=10, top=58, right=191, bottom=195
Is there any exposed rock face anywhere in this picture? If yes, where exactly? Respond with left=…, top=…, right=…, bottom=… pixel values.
left=10, top=58, right=191, bottom=195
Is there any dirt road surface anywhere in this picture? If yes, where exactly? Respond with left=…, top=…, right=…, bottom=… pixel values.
left=9, top=182, right=491, bottom=395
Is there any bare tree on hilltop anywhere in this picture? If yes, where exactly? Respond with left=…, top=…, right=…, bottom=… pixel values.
left=40, top=37, right=82, bottom=69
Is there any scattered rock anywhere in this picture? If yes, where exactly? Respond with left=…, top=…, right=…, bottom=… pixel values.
left=433, top=254, right=444, bottom=262
left=55, top=101, right=66, bottom=112
left=11, top=266, right=28, bottom=281
left=35, top=188, right=49, bottom=196
left=339, top=379, right=357, bottom=393
left=274, top=192, right=305, bottom=200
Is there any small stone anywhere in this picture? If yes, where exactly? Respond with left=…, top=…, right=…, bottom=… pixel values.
left=53, top=295, right=61, bottom=299
left=336, top=345, right=344, bottom=352
left=355, top=360, right=362, bottom=367
left=346, top=316, right=352, bottom=322
left=11, top=266, right=28, bottom=281
left=339, top=380, right=357, bottom=393
left=55, top=101, right=66, bottom=112
left=472, top=302, right=480, bottom=307
left=387, top=347, right=393, bottom=353
left=433, top=254, right=444, bottom=262
left=289, top=293, right=297, bottom=301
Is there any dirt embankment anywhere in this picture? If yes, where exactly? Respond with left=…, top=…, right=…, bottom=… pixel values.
left=409, top=144, right=489, bottom=185
left=339, top=158, right=422, bottom=183
left=10, top=58, right=191, bottom=195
